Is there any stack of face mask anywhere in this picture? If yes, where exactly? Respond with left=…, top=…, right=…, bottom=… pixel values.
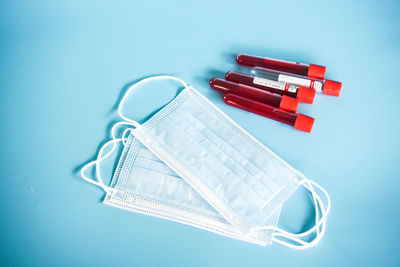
left=81, top=76, right=330, bottom=249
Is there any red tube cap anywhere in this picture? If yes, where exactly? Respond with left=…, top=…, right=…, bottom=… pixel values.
left=296, top=86, right=316, bottom=104
left=322, top=80, right=342, bottom=97
left=279, top=95, right=299, bottom=113
left=307, top=64, right=326, bottom=80
left=294, top=114, right=315, bottom=133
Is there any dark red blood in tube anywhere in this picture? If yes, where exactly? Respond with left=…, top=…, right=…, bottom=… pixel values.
left=210, top=78, right=281, bottom=107
left=236, top=54, right=326, bottom=80
left=209, top=78, right=298, bottom=113
left=226, top=71, right=296, bottom=98
left=223, top=93, right=314, bottom=132
left=225, top=71, right=315, bottom=104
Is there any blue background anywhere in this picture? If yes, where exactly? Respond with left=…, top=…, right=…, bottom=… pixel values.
left=1, top=0, right=400, bottom=266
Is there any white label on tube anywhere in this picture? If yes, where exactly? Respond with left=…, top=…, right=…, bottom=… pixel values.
left=278, top=74, right=323, bottom=92
left=253, top=77, right=298, bottom=93
left=312, top=81, right=323, bottom=92
left=278, top=74, right=311, bottom=87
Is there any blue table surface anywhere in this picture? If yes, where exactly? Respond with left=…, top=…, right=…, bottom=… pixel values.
left=1, top=0, right=400, bottom=266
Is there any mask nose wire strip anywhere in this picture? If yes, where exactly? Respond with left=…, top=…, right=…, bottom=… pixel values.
left=117, top=75, right=190, bottom=125
left=252, top=178, right=331, bottom=249
left=80, top=121, right=136, bottom=194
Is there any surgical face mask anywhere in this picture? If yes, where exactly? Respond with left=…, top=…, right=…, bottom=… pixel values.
left=81, top=76, right=331, bottom=249
left=88, top=131, right=282, bottom=246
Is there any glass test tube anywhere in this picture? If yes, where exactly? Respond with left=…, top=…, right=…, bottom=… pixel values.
left=225, top=71, right=316, bottom=104
left=209, top=78, right=298, bottom=113
left=223, top=93, right=315, bottom=133
left=252, top=67, right=342, bottom=97
left=236, top=54, right=326, bottom=80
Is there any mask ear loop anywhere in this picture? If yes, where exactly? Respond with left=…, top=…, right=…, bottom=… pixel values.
left=117, top=75, right=190, bottom=124
left=252, top=177, right=331, bottom=249
left=81, top=75, right=189, bottom=194
left=273, top=179, right=329, bottom=249
left=121, top=128, right=133, bottom=145
left=80, top=121, right=136, bottom=194
left=80, top=138, right=122, bottom=194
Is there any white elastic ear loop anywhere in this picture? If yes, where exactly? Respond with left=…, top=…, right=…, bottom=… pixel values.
left=117, top=75, right=190, bottom=125
left=252, top=178, right=331, bottom=249
left=252, top=179, right=329, bottom=235
left=275, top=179, right=330, bottom=249
left=272, top=179, right=329, bottom=248
left=121, top=128, right=133, bottom=145
left=80, top=138, right=122, bottom=194
left=272, top=179, right=329, bottom=249
left=111, top=121, right=136, bottom=140
left=94, top=121, right=136, bottom=190
left=301, top=177, right=321, bottom=236
left=81, top=121, right=136, bottom=194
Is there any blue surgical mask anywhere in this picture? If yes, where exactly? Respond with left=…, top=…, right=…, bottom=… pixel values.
left=81, top=121, right=281, bottom=245
left=81, top=76, right=331, bottom=249
left=111, top=133, right=282, bottom=245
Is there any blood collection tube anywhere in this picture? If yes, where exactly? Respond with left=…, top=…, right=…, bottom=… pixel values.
left=236, top=54, right=326, bottom=80
left=252, top=67, right=342, bottom=97
left=209, top=78, right=298, bottom=113
left=225, top=71, right=316, bottom=104
left=223, top=93, right=315, bottom=133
